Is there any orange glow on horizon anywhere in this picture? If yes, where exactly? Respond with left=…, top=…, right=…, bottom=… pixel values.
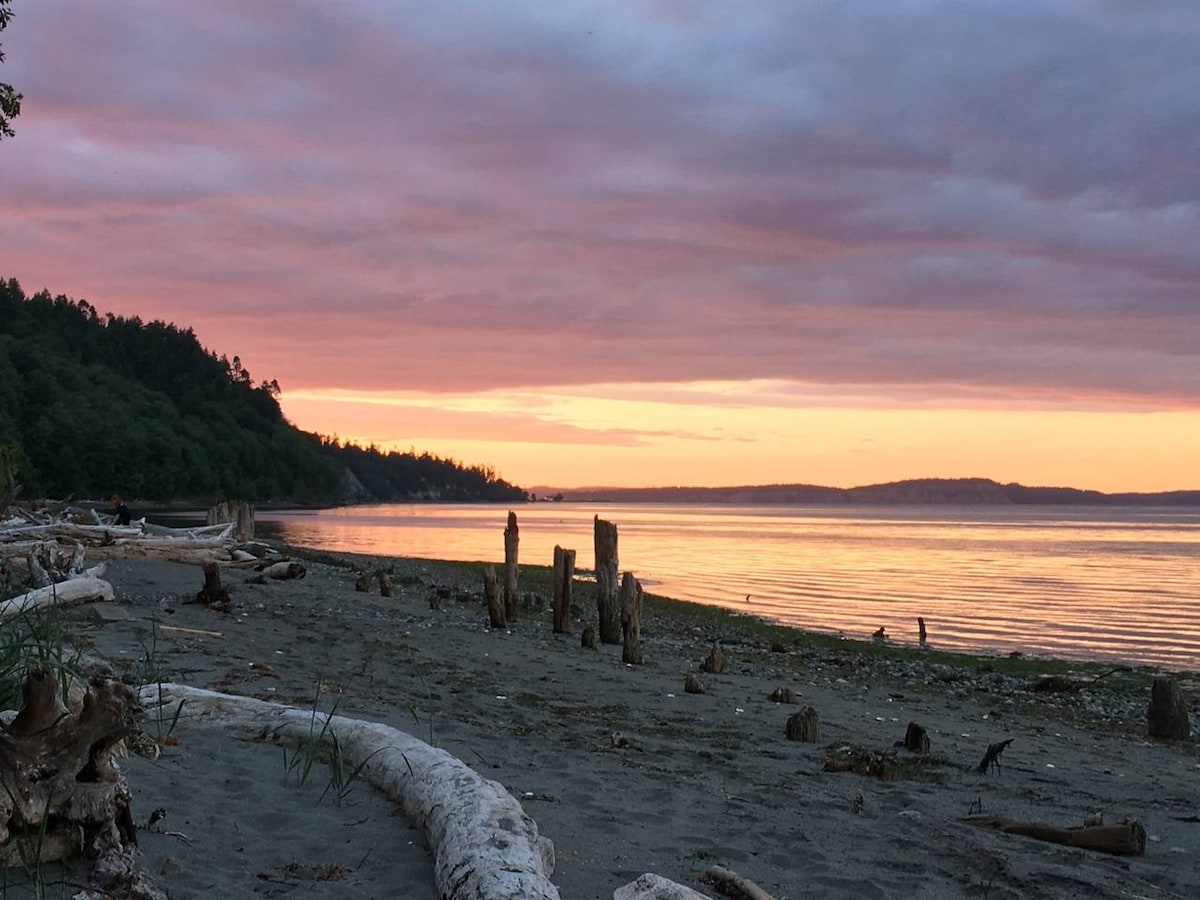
left=278, top=382, right=1200, bottom=494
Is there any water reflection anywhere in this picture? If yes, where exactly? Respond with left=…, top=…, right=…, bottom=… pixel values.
left=258, top=503, right=1200, bottom=670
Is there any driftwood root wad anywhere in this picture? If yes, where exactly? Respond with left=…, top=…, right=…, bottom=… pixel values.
left=0, top=669, right=142, bottom=867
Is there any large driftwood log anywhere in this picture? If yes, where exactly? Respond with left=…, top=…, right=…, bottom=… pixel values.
left=503, top=511, right=519, bottom=623
left=963, top=815, right=1146, bottom=856
left=620, top=571, right=644, bottom=664
left=0, top=670, right=141, bottom=867
left=0, top=576, right=114, bottom=620
left=594, top=516, right=621, bottom=644
left=1147, top=676, right=1190, bottom=740
left=139, top=684, right=560, bottom=900
left=614, top=873, right=713, bottom=899
left=552, top=545, right=575, bottom=634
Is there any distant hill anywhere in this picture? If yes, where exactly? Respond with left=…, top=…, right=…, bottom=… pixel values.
left=534, top=478, right=1200, bottom=506
left=0, top=279, right=526, bottom=504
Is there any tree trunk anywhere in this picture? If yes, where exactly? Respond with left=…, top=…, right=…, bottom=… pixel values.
left=138, top=684, right=561, bottom=900
left=484, top=565, right=505, bottom=628
left=620, top=571, right=644, bottom=664
left=552, top=546, right=575, bottom=634
left=503, top=511, right=519, bottom=623
left=593, top=516, right=621, bottom=644
left=1147, top=676, right=1190, bottom=740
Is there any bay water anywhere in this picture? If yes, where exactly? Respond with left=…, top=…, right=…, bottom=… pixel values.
left=256, top=503, right=1200, bottom=671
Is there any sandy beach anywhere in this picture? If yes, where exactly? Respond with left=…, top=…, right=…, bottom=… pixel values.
left=12, top=551, right=1199, bottom=899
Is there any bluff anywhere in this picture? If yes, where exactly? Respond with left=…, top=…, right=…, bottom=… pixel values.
left=0, top=279, right=525, bottom=504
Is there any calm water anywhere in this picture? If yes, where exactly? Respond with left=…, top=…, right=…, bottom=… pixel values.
left=257, top=503, right=1200, bottom=671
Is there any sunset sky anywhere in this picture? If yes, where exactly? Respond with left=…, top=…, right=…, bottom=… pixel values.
left=3, top=1, right=1198, bottom=492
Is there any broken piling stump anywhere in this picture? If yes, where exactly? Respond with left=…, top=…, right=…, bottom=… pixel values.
left=700, top=643, right=726, bottom=674
left=902, top=722, right=930, bottom=755
left=593, top=516, right=621, bottom=644
left=1147, top=676, right=1190, bottom=740
left=483, top=565, right=505, bottom=628
left=503, top=511, right=519, bottom=623
left=551, top=546, right=575, bottom=634
left=620, top=572, right=644, bottom=665
left=197, top=561, right=231, bottom=610
left=786, top=706, right=820, bottom=742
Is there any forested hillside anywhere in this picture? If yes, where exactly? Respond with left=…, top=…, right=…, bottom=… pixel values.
left=0, top=279, right=526, bottom=504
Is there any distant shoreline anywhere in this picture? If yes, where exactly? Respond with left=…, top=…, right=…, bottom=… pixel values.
left=530, top=476, right=1200, bottom=506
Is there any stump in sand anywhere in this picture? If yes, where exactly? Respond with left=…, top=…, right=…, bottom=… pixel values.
left=197, top=561, right=231, bottom=611
left=1147, top=676, right=1190, bottom=740
left=902, top=722, right=931, bottom=755
left=206, top=499, right=254, bottom=541
left=503, top=511, right=519, bottom=623
left=620, top=572, right=644, bottom=665
left=684, top=674, right=706, bottom=694
left=0, top=669, right=141, bottom=868
left=700, top=643, right=726, bottom=674
left=355, top=570, right=374, bottom=592
left=593, top=516, right=621, bottom=644
left=483, top=565, right=506, bottom=629
left=551, top=546, right=575, bottom=634
left=581, top=625, right=597, bottom=650
left=786, top=706, right=820, bottom=742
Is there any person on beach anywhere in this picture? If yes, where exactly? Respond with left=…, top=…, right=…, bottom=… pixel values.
left=111, top=494, right=131, bottom=526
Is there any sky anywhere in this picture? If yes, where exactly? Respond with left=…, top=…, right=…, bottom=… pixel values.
left=2, top=0, right=1199, bottom=492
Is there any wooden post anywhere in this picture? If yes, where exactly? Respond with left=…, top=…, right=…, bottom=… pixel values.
left=620, top=572, right=644, bottom=664
left=581, top=625, right=598, bottom=649
left=483, top=565, right=505, bottom=629
left=593, top=516, right=621, bottom=644
left=786, top=707, right=820, bottom=742
left=197, top=561, right=231, bottom=610
left=1148, top=676, right=1190, bottom=740
left=206, top=500, right=255, bottom=541
left=552, top=546, right=575, bottom=634
left=918, top=617, right=927, bottom=646
left=700, top=643, right=726, bottom=674
left=903, top=721, right=930, bottom=755
left=503, top=511, right=519, bottom=623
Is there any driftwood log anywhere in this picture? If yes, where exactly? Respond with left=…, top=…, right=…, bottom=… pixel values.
left=701, top=864, right=777, bottom=900
left=0, top=576, right=114, bottom=620
left=0, top=669, right=141, bottom=868
left=620, top=572, right=644, bottom=665
left=823, top=745, right=941, bottom=782
left=964, top=815, right=1146, bottom=856
left=139, top=684, right=560, bottom=900
left=503, top=511, right=519, bottom=623
left=614, top=873, right=713, bottom=899
left=551, top=546, right=575, bottom=634
left=1147, top=676, right=1190, bottom=740
left=593, top=516, right=621, bottom=644
left=484, top=565, right=506, bottom=628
